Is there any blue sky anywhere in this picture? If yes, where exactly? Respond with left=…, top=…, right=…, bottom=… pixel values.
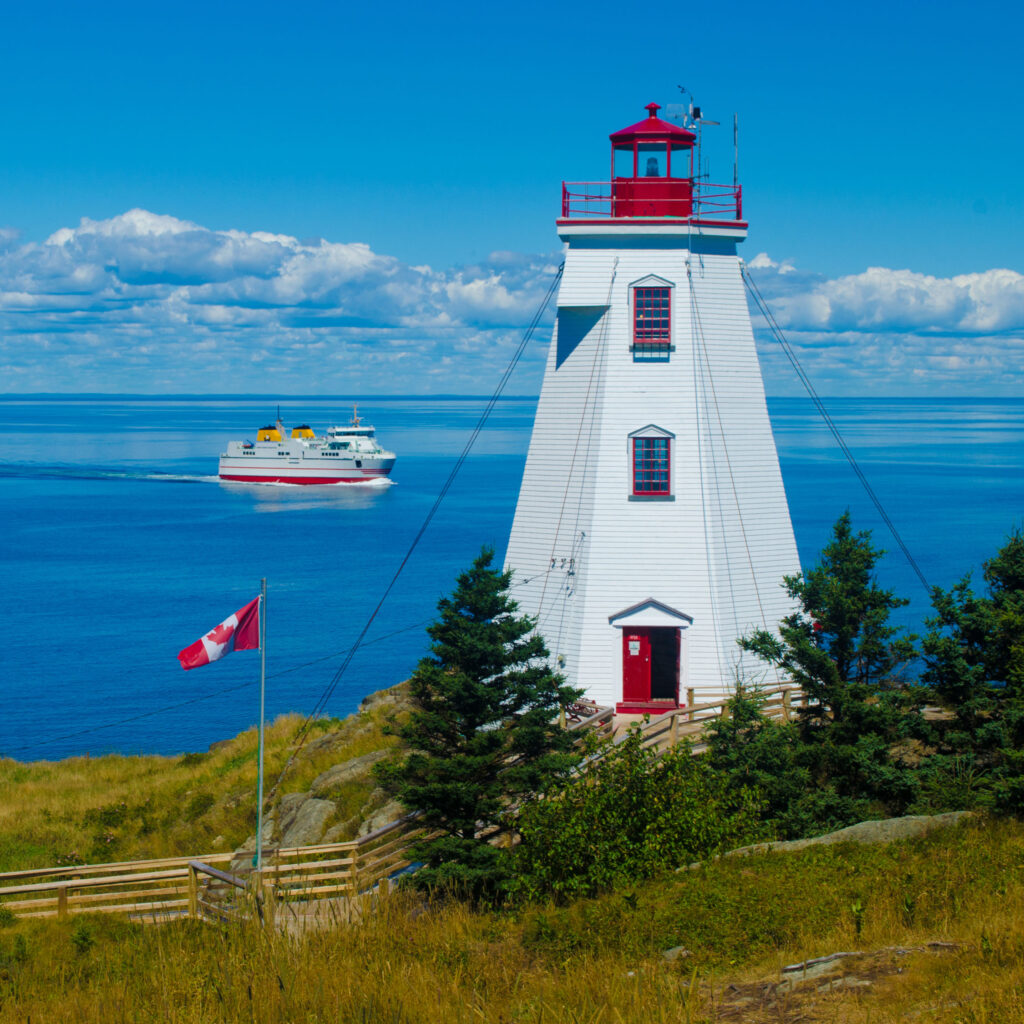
left=1, top=0, right=1022, bottom=395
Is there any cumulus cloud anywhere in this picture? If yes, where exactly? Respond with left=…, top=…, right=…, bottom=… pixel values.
left=746, top=253, right=1024, bottom=335
left=1, top=213, right=1021, bottom=395
left=0, top=210, right=559, bottom=393
left=744, top=253, right=1024, bottom=395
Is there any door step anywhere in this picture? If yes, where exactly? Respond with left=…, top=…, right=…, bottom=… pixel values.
left=614, top=700, right=679, bottom=716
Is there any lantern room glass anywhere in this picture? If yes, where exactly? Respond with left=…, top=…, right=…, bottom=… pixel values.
left=637, top=143, right=666, bottom=178
left=669, top=144, right=692, bottom=179
left=613, top=145, right=634, bottom=178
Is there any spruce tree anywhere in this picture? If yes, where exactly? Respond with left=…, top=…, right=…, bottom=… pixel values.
left=737, top=512, right=921, bottom=829
left=376, top=547, right=581, bottom=897
left=922, top=528, right=1024, bottom=812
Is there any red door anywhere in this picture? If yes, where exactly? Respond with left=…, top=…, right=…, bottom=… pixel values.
left=620, top=627, right=681, bottom=709
left=622, top=629, right=652, bottom=702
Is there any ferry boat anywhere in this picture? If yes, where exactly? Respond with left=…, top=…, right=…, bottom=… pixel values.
left=218, top=408, right=396, bottom=485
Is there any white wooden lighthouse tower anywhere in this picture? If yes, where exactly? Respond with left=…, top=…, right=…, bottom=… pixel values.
left=505, top=102, right=800, bottom=712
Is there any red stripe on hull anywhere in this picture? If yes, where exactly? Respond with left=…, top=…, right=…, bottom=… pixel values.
left=219, top=473, right=389, bottom=485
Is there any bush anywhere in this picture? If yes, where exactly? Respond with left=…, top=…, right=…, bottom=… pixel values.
left=506, top=727, right=769, bottom=902
left=184, top=792, right=216, bottom=821
left=70, top=919, right=94, bottom=955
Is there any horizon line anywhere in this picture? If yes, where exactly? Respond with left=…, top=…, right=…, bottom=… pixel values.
left=0, top=393, right=1020, bottom=403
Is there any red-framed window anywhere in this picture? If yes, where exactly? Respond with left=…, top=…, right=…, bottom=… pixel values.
left=632, top=436, right=671, bottom=496
left=633, top=286, right=671, bottom=345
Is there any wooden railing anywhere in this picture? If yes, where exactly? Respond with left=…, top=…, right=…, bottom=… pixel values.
left=188, top=860, right=249, bottom=924
left=626, top=685, right=806, bottom=755
left=0, top=815, right=428, bottom=924
left=0, top=850, right=235, bottom=921
left=0, top=690, right=798, bottom=925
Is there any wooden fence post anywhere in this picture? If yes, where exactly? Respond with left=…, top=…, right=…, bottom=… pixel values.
left=670, top=712, right=679, bottom=748
left=686, top=688, right=695, bottom=722
left=782, top=688, right=792, bottom=723
left=261, top=880, right=275, bottom=931
left=57, top=885, right=68, bottom=921
left=187, top=864, right=198, bottom=920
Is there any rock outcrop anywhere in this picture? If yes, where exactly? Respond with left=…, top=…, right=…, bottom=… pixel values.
left=311, top=751, right=389, bottom=796
left=682, top=811, right=973, bottom=871
left=232, top=683, right=410, bottom=863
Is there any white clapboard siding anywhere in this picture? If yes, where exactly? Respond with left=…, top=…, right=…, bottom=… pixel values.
left=505, top=230, right=800, bottom=708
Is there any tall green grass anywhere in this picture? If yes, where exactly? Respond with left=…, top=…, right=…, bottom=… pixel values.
left=0, top=816, right=1021, bottom=1022
left=0, top=694, right=404, bottom=872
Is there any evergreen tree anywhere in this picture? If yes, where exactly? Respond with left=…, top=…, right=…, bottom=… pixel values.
left=376, top=547, right=581, bottom=898
left=922, top=529, right=1024, bottom=812
left=703, top=690, right=812, bottom=838
left=735, top=512, right=921, bottom=828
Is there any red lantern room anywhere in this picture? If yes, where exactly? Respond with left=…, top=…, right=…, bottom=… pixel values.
left=610, top=103, right=695, bottom=218
left=559, top=101, right=744, bottom=225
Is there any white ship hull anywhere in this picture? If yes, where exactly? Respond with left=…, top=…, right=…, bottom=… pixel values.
left=218, top=455, right=395, bottom=485
left=218, top=411, right=396, bottom=485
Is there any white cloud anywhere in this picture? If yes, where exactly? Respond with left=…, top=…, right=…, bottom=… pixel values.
left=0, top=210, right=559, bottom=393
left=748, top=251, right=796, bottom=274
left=748, top=259, right=1024, bottom=335
left=745, top=257, right=1024, bottom=395
left=1, top=211, right=1021, bottom=396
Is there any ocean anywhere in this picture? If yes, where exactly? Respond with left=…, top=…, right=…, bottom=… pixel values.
left=2, top=395, right=1022, bottom=761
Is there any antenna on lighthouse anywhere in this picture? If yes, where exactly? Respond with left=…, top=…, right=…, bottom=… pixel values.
left=733, top=113, right=739, bottom=189
left=676, top=84, right=693, bottom=128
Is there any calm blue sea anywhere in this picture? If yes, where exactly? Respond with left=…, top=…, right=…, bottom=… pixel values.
left=1, top=396, right=1022, bottom=761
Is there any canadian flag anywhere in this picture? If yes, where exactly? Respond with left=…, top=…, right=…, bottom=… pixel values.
left=177, top=597, right=260, bottom=671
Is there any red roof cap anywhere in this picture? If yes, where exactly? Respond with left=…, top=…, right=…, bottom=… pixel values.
left=610, top=102, right=695, bottom=144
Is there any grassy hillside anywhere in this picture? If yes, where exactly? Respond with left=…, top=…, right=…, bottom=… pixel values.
left=0, top=687, right=407, bottom=872
left=0, top=815, right=1020, bottom=1022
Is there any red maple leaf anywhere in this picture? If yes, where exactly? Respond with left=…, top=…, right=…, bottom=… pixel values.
left=206, top=622, right=236, bottom=645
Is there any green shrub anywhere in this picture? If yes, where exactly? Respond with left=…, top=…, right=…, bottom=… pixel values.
left=84, top=801, right=130, bottom=829
left=184, top=792, right=216, bottom=821
left=506, top=727, right=769, bottom=902
left=70, top=919, right=94, bottom=955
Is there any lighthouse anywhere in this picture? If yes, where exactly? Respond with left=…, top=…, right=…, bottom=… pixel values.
left=504, top=102, right=800, bottom=712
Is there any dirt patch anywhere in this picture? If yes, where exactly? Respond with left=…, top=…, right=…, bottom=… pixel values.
left=711, top=942, right=963, bottom=1022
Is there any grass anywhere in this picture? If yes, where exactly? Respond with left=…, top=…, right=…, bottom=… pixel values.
left=0, top=687, right=407, bottom=872
left=0, top=815, right=1021, bottom=1022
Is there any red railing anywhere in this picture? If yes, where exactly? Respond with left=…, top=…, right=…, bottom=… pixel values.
left=560, top=181, right=743, bottom=222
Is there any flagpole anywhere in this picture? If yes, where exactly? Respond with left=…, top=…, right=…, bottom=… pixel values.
left=256, top=577, right=267, bottom=875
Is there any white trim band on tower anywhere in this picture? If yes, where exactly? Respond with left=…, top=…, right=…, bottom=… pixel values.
left=557, top=221, right=748, bottom=242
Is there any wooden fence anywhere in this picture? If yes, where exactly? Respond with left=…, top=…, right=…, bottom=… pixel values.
left=0, top=687, right=800, bottom=925
left=627, top=685, right=805, bottom=755
left=0, top=815, right=431, bottom=925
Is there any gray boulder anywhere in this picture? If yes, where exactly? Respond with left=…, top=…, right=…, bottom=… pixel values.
left=275, top=792, right=310, bottom=836
left=358, top=799, right=405, bottom=837
left=280, top=797, right=337, bottom=848
left=682, top=811, right=973, bottom=870
left=311, top=750, right=389, bottom=795
left=725, top=811, right=973, bottom=858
